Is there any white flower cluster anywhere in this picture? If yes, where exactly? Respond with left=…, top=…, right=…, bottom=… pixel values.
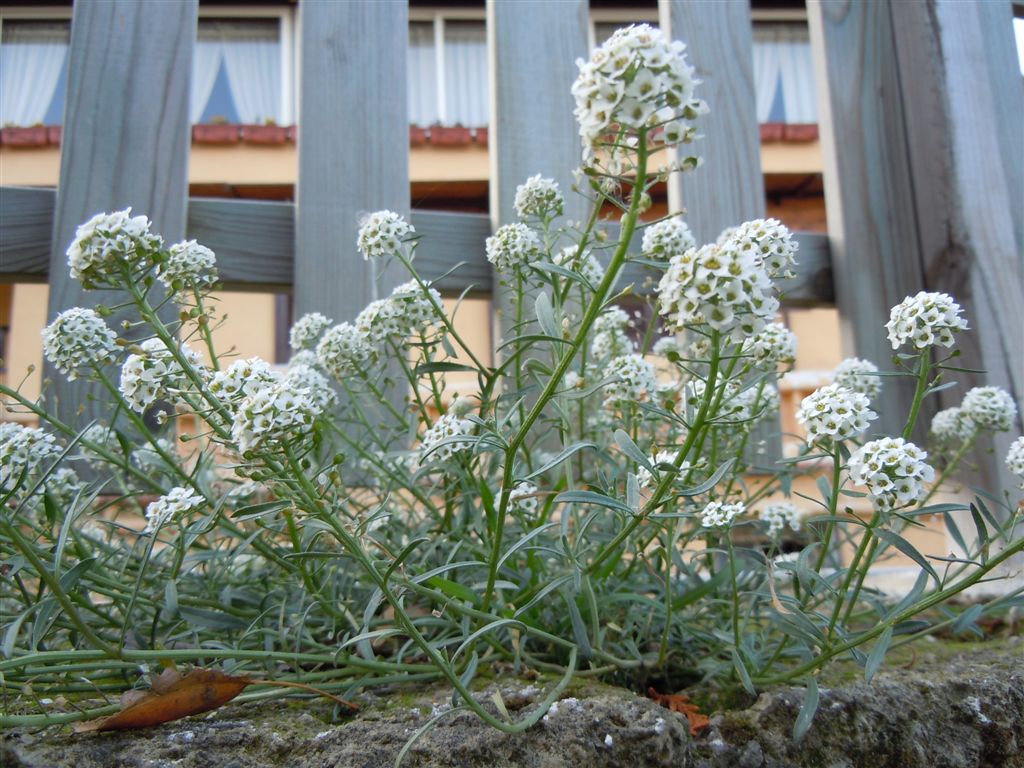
left=67, top=209, right=163, bottom=287
left=652, top=336, right=681, bottom=358
left=78, top=424, right=124, bottom=467
left=290, top=312, right=333, bottom=351
left=514, top=175, right=564, bottom=219
left=159, top=240, right=217, bottom=299
left=42, top=307, right=119, bottom=381
left=209, top=357, right=277, bottom=406
left=960, top=386, right=1017, bottom=432
left=760, top=502, right=802, bottom=536
left=590, top=307, right=635, bottom=360
left=848, top=437, right=935, bottom=511
left=485, top=223, right=542, bottom=272
left=357, top=210, right=415, bottom=260
left=657, top=238, right=779, bottom=341
left=554, top=246, right=605, bottom=286
left=602, top=354, right=657, bottom=406
left=355, top=281, right=442, bottom=347
left=641, top=218, right=695, bottom=260
left=419, top=412, right=475, bottom=463
left=231, top=374, right=330, bottom=454
left=119, top=338, right=205, bottom=413
left=144, top=486, right=205, bottom=533
left=1, top=423, right=62, bottom=493
left=317, top=322, right=373, bottom=380
left=885, top=291, right=968, bottom=350
left=742, top=322, right=797, bottom=369
left=1005, top=436, right=1024, bottom=490
left=509, top=482, right=539, bottom=514
left=571, top=24, right=703, bottom=167
left=700, top=500, right=745, bottom=528
left=929, top=407, right=977, bottom=446
left=716, top=218, right=798, bottom=279
left=683, top=379, right=776, bottom=426
left=796, top=383, right=876, bottom=443
left=833, top=357, right=881, bottom=400
left=636, top=450, right=679, bottom=490
left=283, top=363, right=336, bottom=413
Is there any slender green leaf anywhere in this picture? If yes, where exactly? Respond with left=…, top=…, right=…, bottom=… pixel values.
left=414, top=361, right=478, bottom=375
left=874, top=529, right=938, bottom=584
left=534, top=291, right=558, bottom=338
left=179, top=607, right=247, bottom=630
left=732, top=649, right=756, bottom=695
left=525, top=442, right=597, bottom=480
left=793, top=677, right=820, bottom=742
left=865, top=626, right=892, bottom=682
left=554, top=490, right=633, bottom=515
left=614, top=429, right=651, bottom=469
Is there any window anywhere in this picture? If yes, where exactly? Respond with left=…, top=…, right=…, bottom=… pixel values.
left=0, top=19, right=70, bottom=126
left=407, top=16, right=488, bottom=127
left=193, top=18, right=286, bottom=125
left=752, top=24, right=817, bottom=124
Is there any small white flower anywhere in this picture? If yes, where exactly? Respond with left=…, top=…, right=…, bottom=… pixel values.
left=635, top=450, right=680, bottom=490
left=209, top=358, right=278, bottom=407
left=602, top=354, right=657, bottom=406
left=716, top=218, right=798, bottom=279
left=0, top=423, right=62, bottom=493
left=289, top=313, right=333, bottom=351
left=833, top=357, right=881, bottom=400
left=485, top=223, right=542, bottom=271
left=231, top=375, right=328, bottom=454
left=1005, top=436, right=1024, bottom=490
left=317, top=322, right=374, bottom=380
left=66, top=209, right=163, bottom=288
left=641, top=218, right=695, bottom=260
left=960, top=386, right=1017, bottom=432
left=42, top=307, right=119, bottom=380
left=514, top=174, right=564, bottom=219
left=159, top=240, right=217, bottom=299
left=885, top=292, right=968, bottom=350
left=509, top=482, right=539, bottom=514
left=144, top=487, right=205, bottom=533
left=119, top=338, right=206, bottom=413
left=796, top=384, right=876, bottom=443
left=848, top=437, right=935, bottom=511
left=652, top=336, right=681, bottom=358
left=929, top=406, right=977, bottom=447
left=419, top=412, right=475, bottom=464
left=742, top=322, right=797, bottom=369
left=357, top=210, right=415, bottom=260
left=355, top=281, right=442, bottom=348
left=701, top=500, right=745, bottom=528
left=553, top=246, right=604, bottom=286
left=283, top=363, right=336, bottom=413
left=760, top=502, right=802, bottom=536
left=78, top=424, right=123, bottom=467
left=590, top=306, right=635, bottom=360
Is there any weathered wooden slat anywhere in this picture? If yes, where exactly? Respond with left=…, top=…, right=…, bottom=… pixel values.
left=0, top=187, right=835, bottom=305
left=808, top=1, right=926, bottom=438
left=661, top=0, right=764, bottom=244
left=662, top=0, right=782, bottom=466
left=887, top=0, right=1023, bottom=495
left=45, top=0, right=195, bottom=427
left=0, top=187, right=54, bottom=280
left=294, top=1, right=409, bottom=323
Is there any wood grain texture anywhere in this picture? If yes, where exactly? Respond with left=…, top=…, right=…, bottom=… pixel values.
left=661, top=0, right=764, bottom=244
left=808, top=0, right=926, bottom=437
left=45, top=0, right=195, bottom=426
left=0, top=187, right=54, bottom=280
left=294, top=1, right=409, bottom=323
left=889, top=0, right=1023, bottom=495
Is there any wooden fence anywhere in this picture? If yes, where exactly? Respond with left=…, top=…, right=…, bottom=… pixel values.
left=0, top=0, right=1020, bottom=490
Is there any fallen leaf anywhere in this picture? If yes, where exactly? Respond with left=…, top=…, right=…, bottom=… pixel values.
left=73, top=667, right=360, bottom=733
left=647, top=687, right=710, bottom=736
left=74, top=668, right=250, bottom=732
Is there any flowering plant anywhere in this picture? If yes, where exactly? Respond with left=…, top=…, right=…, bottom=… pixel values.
left=2, top=24, right=1022, bottom=743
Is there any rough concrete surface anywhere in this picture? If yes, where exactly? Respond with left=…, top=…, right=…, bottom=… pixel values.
left=3, top=640, right=1021, bottom=768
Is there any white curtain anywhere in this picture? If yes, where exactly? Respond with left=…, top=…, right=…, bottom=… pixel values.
left=222, top=41, right=280, bottom=124
left=190, top=39, right=222, bottom=123
left=444, top=21, right=488, bottom=127
left=0, top=25, right=67, bottom=126
left=752, top=24, right=817, bottom=124
left=408, top=22, right=438, bottom=126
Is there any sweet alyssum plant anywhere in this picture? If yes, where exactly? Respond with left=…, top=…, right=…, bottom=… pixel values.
left=3, top=25, right=1023, bottom=740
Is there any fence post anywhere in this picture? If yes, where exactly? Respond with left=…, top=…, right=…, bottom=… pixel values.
left=487, top=0, right=590, bottom=355
left=44, top=0, right=196, bottom=428
left=661, top=0, right=782, bottom=466
left=809, top=0, right=1022, bottom=495
left=294, top=1, right=408, bottom=327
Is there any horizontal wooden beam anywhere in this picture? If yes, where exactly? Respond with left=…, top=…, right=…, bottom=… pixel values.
left=0, top=185, right=833, bottom=304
